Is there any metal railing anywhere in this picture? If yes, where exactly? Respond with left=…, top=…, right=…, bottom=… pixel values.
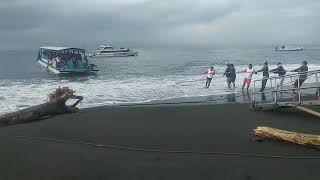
left=252, top=69, right=320, bottom=104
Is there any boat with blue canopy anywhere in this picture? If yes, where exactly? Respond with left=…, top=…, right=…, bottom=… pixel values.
left=37, top=46, right=99, bottom=74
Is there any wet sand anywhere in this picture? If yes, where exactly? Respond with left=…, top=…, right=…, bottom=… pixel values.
left=0, top=103, right=319, bottom=180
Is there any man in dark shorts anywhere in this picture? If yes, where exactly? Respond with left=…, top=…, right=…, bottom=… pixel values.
left=291, top=61, right=308, bottom=88
left=223, top=63, right=232, bottom=89
left=256, top=61, right=269, bottom=92
left=229, top=64, right=236, bottom=89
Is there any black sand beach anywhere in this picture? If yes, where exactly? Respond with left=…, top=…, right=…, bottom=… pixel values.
left=0, top=103, right=320, bottom=180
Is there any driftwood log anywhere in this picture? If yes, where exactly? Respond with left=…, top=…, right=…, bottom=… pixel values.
left=253, top=126, right=320, bottom=149
left=0, top=87, right=83, bottom=125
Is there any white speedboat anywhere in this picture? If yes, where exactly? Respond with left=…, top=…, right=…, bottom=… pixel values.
left=275, top=45, right=303, bottom=51
left=89, top=45, right=138, bottom=58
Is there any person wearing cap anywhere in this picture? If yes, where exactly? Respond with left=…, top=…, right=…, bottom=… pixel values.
left=204, top=66, right=215, bottom=88
left=270, top=62, right=286, bottom=90
left=256, top=61, right=269, bottom=92
left=291, top=61, right=308, bottom=88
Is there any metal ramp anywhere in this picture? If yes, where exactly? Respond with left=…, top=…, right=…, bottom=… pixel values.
left=251, top=70, right=320, bottom=117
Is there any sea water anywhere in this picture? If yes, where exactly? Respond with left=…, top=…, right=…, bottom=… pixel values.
left=1, top=46, right=320, bottom=115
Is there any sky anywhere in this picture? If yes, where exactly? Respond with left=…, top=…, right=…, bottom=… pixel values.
left=0, top=0, right=319, bottom=49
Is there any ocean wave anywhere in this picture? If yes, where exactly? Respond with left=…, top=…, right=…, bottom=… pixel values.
left=0, top=63, right=319, bottom=115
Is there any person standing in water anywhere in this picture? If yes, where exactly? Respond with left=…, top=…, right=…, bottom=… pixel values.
left=256, top=61, right=269, bottom=92
left=205, top=66, right=215, bottom=88
left=229, top=64, right=236, bottom=89
left=291, top=61, right=308, bottom=88
left=223, top=63, right=232, bottom=89
left=241, top=64, right=257, bottom=91
left=270, top=62, right=286, bottom=90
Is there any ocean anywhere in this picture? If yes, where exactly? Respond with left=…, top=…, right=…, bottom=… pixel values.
left=1, top=46, right=320, bottom=115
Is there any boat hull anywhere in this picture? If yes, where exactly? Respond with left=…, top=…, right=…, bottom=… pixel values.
left=275, top=46, right=304, bottom=51
left=37, top=60, right=98, bottom=75
left=276, top=48, right=303, bottom=51
left=89, top=51, right=138, bottom=58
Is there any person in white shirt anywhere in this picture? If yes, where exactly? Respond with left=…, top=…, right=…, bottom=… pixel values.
left=204, top=66, right=215, bottom=88
left=240, top=64, right=257, bottom=90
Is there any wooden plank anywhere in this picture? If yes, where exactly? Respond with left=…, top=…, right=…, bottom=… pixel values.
left=294, top=106, right=320, bottom=118
left=255, top=101, right=314, bottom=107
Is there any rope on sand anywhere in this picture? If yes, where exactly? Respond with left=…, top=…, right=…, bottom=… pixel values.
left=15, top=136, right=320, bottom=160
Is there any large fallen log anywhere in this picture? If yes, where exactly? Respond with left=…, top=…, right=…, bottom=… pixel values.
left=0, top=87, right=83, bottom=125
left=253, top=126, right=320, bottom=149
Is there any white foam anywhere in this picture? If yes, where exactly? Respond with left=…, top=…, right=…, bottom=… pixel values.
left=0, top=63, right=319, bottom=115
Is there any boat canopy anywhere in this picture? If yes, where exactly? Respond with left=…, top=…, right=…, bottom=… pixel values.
left=40, top=46, right=85, bottom=52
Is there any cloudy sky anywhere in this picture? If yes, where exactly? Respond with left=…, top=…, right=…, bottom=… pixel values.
left=0, top=0, right=319, bottom=49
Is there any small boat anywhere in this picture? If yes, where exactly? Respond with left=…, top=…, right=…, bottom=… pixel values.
left=37, top=46, right=99, bottom=74
left=89, top=44, right=138, bottom=58
left=275, top=45, right=303, bottom=51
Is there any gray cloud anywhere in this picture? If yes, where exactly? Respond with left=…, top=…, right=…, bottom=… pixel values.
left=0, top=0, right=319, bottom=50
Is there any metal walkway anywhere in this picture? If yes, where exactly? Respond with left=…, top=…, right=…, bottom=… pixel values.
left=251, top=69, right=320, bottom=117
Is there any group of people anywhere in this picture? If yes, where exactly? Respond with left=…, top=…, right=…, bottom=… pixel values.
left=57, top=51, right=83, bottom=61
left=49, top=51, right=89, bottom=69
left=205, top=61, right=309, bottom=91
left=223, top=63, right=237, bottom=89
